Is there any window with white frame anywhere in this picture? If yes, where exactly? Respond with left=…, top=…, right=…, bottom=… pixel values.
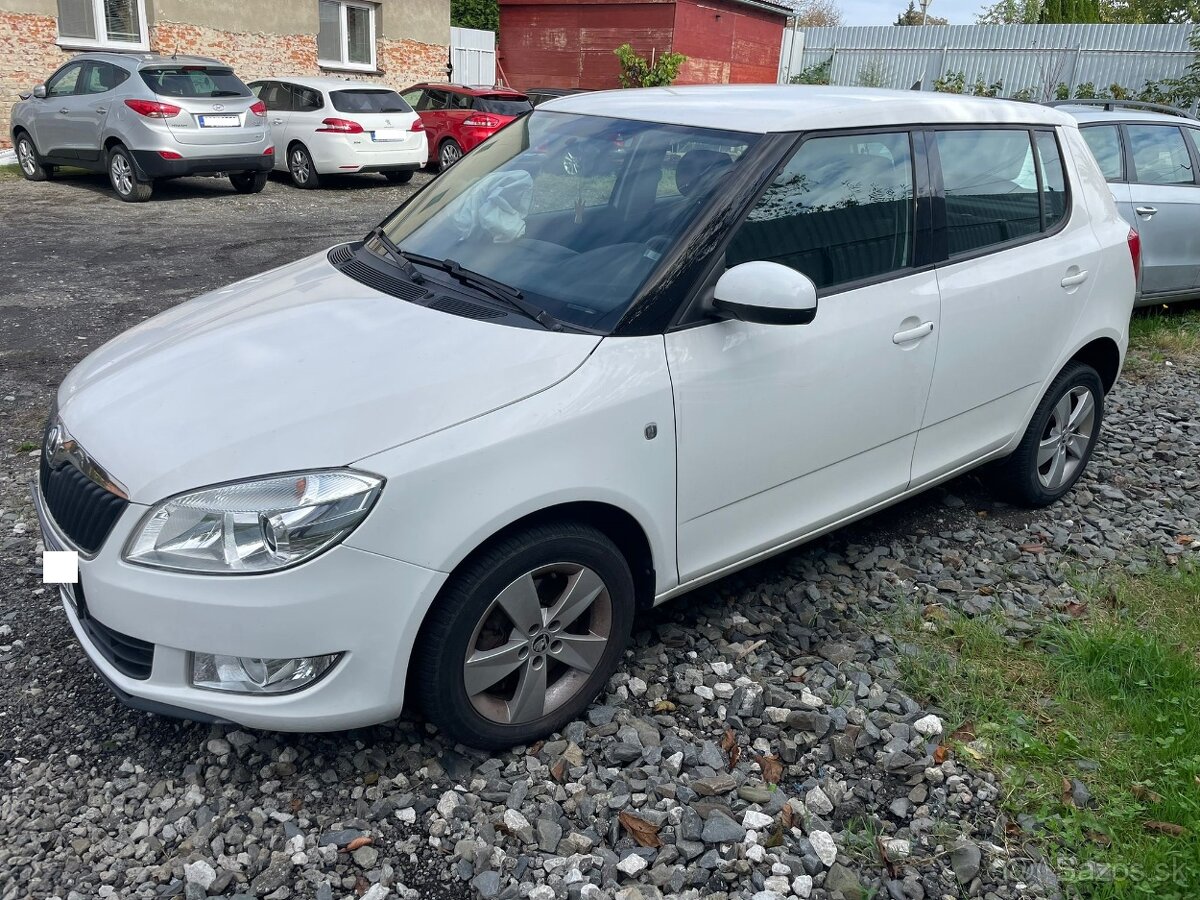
left=56, top=0, right=148, bottom=50
left=318, top=0, right=377, bottom=71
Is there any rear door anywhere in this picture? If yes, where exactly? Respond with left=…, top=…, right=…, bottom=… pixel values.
left=73, top=61, right=128, bottom=164
left=287, top=83, right=325, bottom=152
left=1123, top=122, right=1200, bottom=297
left=143, top=64, right=263, bottom=148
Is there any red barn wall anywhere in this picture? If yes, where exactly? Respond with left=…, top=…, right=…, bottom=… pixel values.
left=499, top=0, right=676, bottom=91
left=673, top=0, right=783, bottom=84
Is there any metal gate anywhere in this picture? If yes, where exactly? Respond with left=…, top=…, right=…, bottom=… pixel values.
left=451, top=27, right=497, bottom=86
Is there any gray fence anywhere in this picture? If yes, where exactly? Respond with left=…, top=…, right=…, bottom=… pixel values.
left=778, top=24, right=1197, bottom=107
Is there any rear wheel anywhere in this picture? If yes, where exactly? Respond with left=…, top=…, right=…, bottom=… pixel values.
left=288, top=144, right=319, bottom=189
left=987, top=361, right=1104, bottom=508
left=437, top=139, right=463, bottom=172
left=414, top=522, right=635, bottom=749
left=108, top=146, right=152, bottom=202
left=384, top=170, right=413, bottom=184
left=16, top=133, right=52, bottom=181
left=230, top=170, right=269, bottom=194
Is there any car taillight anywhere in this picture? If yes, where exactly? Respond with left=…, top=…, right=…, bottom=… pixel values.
left=463, top=114, right=501, bottom=128
left=125, top=98, right=181, bottom=118
left=249, top=100, right=267, bottom=117
left=1127, top=227, right=1141, bottom=282
left=263, top=146, right=274, bottom=156
left=157, top=150, right=183, bottom=159
left=409, top=119, right=425, bottom=132
left=316, top=118, right=364, bottom=134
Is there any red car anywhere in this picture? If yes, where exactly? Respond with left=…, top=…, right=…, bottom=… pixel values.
left=399, top=83, right=532, bottom=171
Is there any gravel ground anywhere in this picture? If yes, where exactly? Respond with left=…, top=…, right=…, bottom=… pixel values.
left=2, top=171, right=1198, bottom=900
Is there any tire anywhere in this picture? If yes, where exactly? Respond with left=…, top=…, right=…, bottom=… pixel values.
left=287, top=143, right=319, bottom=189
left=414, top=522, right=635, bottom=749
left=230, top=170, right=269, bottom=194
left=437, top=139, right=463, bottom=172
left=16, top=133, right=51, bottom=181
left=987, top=361, right=1104, bottom=508
left=107, top=146, right=152, bottom=202
left=384, top=170, right=413, bottom=184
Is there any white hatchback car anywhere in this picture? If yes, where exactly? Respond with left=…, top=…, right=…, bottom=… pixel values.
left=248, top=76, right=426, bottom=187
left=37, top=86, right=1136, bottom=748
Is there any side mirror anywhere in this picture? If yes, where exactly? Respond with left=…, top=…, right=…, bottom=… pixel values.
left=32, top=85, right=47, bottom=99
left=712, top=261, right=818, bottom=326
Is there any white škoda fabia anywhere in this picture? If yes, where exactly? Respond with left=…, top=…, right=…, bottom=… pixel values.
left=37, top=87, right=1137, bottom=748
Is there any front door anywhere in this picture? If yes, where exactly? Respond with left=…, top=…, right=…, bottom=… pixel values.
left=37, top=61, right=87, bottom=158
left=667, top=130, right=940, bottom=581
left=1123, top=123, right=1200, bottom=297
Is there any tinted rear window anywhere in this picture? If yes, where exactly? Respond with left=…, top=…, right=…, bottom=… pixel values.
left=330, top=89, right=413, bottom=114
left=474, top=96, right=532, bottom=115
left=141, top=67, right=251, bottom=98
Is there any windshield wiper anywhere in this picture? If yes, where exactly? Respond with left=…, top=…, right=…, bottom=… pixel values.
left=403, top=253, right=566, bottom=332
left=366, top=227, right=425, bottom=285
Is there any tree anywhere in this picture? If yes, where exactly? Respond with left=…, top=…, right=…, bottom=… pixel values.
left=787, top=0, right=844, bottom=27
left=895, top=0, right=950, bottom=22
left=450, top=0, right=498, bottom=33
left=613, top=44, right=687, bottom=88
left=976, top=0, right=1042, bottom=23
left=1039, top=0, right=1101, bottom=21
left=1097, top=0, right=1199, bottom=22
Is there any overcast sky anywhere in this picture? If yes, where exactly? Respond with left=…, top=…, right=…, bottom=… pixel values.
left=839, top=0, right=983, bottom=25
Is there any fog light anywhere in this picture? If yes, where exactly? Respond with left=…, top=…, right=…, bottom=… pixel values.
left=191, top=652, right=340, bottom=694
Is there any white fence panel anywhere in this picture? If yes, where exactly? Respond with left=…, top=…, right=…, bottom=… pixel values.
left=451, top=27, right=496, bottom=86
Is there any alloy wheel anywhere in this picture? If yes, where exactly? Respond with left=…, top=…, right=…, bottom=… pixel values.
left=440, top=142, right=462, bottom=169
left=17, top=139, right=37, bottom=176
left=110, top=154, right=133, bottom=196
left=290, top=149, right=310, bottom=184
left=463, top=563, right=612, bottom=726
left=1037, top=385, right=1096, bottom=490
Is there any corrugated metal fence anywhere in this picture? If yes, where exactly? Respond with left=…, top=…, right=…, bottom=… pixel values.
left=451, top=27, right=497, bottom=86
left=779, top=24, right=1197, bottom=108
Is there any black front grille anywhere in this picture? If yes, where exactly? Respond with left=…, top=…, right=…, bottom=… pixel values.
left=39, top=455, right=128, bottom=554
left=327, top=243, right=355, bottom=266
left=330, top=247, right=430, bottom=302
left=75, top=580, right=154, bottom=680
left=431, top=296, right=506, bottom=320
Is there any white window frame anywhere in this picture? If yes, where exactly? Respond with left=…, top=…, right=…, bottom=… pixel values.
left=318, top=0, right=378, bottom=73
left=56, top=0, right=150, bottom=52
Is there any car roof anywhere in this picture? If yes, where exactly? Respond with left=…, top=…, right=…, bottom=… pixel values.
left=75, top=51, right=232, bottom=70
left=543, top=85, right=1076, bottom=133
left=409, top=82, right=528, bottom=97
left=1057, top=105, right=1198, bottom=126
left=253, top=75, right=400, bottom=93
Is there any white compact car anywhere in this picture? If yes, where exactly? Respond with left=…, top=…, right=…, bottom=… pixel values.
left=36, top=86, right=1136, bottom=748
left=247, top=76, right=426, bottom=187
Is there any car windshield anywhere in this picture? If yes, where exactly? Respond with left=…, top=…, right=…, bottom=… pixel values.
left=474, top=96, right=533, bottom=116
left=140, top=66, right=250, bottom=98
left=381, top=111, right=757, bottom=331
left=331, top=89, right=412, bottom=113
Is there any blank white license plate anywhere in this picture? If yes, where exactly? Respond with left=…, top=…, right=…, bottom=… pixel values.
left=372, top=129, right=407, bottom=142
left=198, top=114, right=240, bottom=128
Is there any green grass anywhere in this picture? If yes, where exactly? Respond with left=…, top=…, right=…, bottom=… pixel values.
left=0, top=163, right=21, bottom=180
left=898, top=563, right=1200, bottom=898
left=1127, top=305, right=1200, bottom=373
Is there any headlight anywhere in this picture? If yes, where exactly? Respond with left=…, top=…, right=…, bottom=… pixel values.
left=124, top=470, right=383, bottom=574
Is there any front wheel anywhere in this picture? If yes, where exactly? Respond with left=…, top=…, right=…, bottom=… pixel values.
left=987, top=362, right=1104, bottom=508
left=414, top=522, right=634, bottom=749
left=16, top=134, right=52, bottom=181
left=230, top=170, right=269, bottom=194
left=108, top=146, right=152, bottom=202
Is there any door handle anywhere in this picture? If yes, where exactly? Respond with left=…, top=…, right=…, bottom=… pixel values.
left=95, top=105, right=107, bottom=113
left=1060, top=270, right=1090, bottom=288
left=1135, top=206, right=1158, bottom=217
left=892, top=321, right=934, bottom=344
left=271, top=118, right=283, bottom=125
left=58, top=107, right=69, bottom=114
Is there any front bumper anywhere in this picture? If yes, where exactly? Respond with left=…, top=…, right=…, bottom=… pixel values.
left=34, top=481, right=446, bottom=731
left=131, top=150, right=274, bottom=180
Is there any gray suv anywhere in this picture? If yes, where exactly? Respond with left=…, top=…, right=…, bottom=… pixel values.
left=11, top=52, right=273, bottom=202
left=1053, top=99, right=1200, bottom=307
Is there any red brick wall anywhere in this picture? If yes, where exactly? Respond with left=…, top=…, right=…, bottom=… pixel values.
left=1, top=13, right=446, bottom=147
left=673, top=0, right=783, bottom=85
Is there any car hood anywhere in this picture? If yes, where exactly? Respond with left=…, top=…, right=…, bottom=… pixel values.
left=57, top=249, right=601, bottom=503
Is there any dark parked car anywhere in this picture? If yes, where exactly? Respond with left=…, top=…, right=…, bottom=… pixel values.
left=525, top=87, right=587, bottom=107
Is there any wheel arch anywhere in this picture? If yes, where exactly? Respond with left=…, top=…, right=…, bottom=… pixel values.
left=1068, top=335, right=1121, bottom=394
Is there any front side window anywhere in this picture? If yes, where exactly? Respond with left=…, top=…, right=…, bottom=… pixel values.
left=1081, top=125, right=1123, bottom=182
left=726, top=132, right=914, bottom=290
left=56, top=0, right=146, bottom=49
left=937, top=129, right=1041, bottom=256
left=1127, top=124, right=1196, bottom=185
left=46, top=62, right=84, bottom=97
left=318, top=0, right=377, bottom=71
left=382, top=112, right=758, bottom=331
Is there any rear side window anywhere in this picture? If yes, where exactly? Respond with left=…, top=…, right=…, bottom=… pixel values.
left=1034, top=131, right=1068, bottom=230
left=1127, top=124, right=1196, bottom=185
left=726, top=132, right=914, bottom=290
left=1081, top=125, right=1123, bottom=181
left=936, top=129, right=1042, bottom=256
left=293, top=86, right=323, bottom=112
left=141, top=66, right=251, bottom=99
left=81, top=62, right=129, bottom=95
left=473, top=96, right=532, bottom=116
left=330, top=89, right=411, bottom=113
